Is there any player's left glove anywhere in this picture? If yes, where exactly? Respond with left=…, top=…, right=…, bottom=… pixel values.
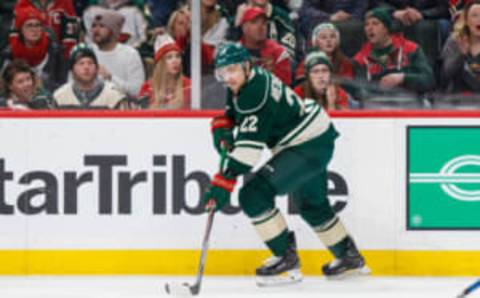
left=211, top=115, right=234, bottom=153
left=202, top=173, right=237, bottom=212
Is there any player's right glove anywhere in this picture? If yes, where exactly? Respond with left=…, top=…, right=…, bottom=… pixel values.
left=202, top=173, right=237, bottom=212
left=211, top=115, right=234, bottom=153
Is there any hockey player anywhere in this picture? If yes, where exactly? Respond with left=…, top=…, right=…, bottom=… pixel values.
left=203, top=42, right=369, bottom=286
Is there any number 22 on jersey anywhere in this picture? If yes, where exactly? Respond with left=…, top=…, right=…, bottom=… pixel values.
left=240, top=115, right=258, bottom=133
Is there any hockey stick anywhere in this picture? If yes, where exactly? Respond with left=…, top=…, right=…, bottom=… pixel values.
left=457, top=279, right=480, bottom=298
left=164, top=149, right=227, bottom=296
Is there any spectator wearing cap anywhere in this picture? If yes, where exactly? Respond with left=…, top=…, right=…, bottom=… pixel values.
left=83, top=0, right=148, bottom=48
left=352, top=7, right=435, bottom=96
left=137, top=34, right=191, bottom=110
left=0, top=6, right=67, bottom=93
left=88, top=7, right=145, bottom=97
left=294, top=51, right=354, bottom=111
left=441, top=0, right=480, bottom=94
left=298, top=0, right=370, bottom=57
left=295, top=22, right=354, bottom=86
left=53, top=43, right=128, bottom=109
left=14, top=0, right=79, bottom=58
left=231, top=0, right=296, bottom=58
left=239, top=6, right=292, bottom=85
left=0, top=59, right=54, bottom=110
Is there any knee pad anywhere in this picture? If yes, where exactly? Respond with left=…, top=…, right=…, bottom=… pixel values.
left=239, top=174, right=276, bottom=218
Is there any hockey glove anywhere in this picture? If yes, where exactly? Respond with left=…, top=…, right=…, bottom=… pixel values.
left=203, top=173, right=237, bottom=211
left=211, top=115, right=234, bottom=153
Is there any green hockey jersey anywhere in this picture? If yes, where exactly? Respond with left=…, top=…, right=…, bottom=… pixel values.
left=224, top=66, right=338, bottom=176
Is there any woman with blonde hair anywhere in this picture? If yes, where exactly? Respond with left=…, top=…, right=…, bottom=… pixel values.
left=138, top=34, right=191, bottom=109
left=441, top=0, right=480, bottom=93
left=159, top=3, right=229, bottom=75
left=164, top=6, right=192, bottom=76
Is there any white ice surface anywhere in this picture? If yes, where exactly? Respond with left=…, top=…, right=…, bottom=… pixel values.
left=0, top=276, right=477, bottom=298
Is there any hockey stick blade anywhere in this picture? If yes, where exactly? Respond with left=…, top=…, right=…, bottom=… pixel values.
left=164, top=209, right=215, bottom=296
left=164, top=281, right=198, bottom=296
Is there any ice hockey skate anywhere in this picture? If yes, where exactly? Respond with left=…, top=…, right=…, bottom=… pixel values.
left=255, top=232, right=303, bottom=287
left=322, top=237, right=370, bottom=279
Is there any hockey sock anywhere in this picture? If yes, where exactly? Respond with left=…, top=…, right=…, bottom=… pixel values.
left=314, top=216, right=350, bottom=258
left=252, top=208, right=289, bottom=256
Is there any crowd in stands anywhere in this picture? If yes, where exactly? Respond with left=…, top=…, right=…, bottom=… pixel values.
left=0, top=0, right=479, bottom=111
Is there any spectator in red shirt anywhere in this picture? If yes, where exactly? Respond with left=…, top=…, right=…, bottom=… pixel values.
left=239, top=6, right=292, bottom=85
left=14, top=0, right=79, bottom=57
left=295, top=50, right=355, bottom=110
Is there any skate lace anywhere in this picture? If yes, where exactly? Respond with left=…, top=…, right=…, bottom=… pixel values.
left=263, top=256, right=281, bottom=267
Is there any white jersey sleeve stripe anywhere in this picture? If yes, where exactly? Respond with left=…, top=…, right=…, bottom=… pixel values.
left=235, top=140, right=266, bottom=150
left=229, top=146, right=263, bottom=167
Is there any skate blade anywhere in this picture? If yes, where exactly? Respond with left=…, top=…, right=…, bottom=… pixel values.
left=256, top=269, right=303, bottom=287
left=325, top=265, right=371, bottom=280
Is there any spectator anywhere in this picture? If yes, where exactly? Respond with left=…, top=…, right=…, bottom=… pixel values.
left=88, top=7, right=145, bottom=97
left=202, top=0, right=231, bottom=71
left=14, top=0, right=80, bottom=58
left=295, top=22, right=354, bottom=85
left=159, top=2, right=231, bottom=76
left=83, top=0, right=148, bottom=48
left=232, top=0, right=296, bottom=58
left=441, top=0, right=480, bottom=93
left=298, top=0, right=370, bottom=57
left=353, top=7, right=435, bottom=97
left=294, top=51, right=354, bottom=110
left=54, top=43, right=128, bottom=109
left=1, top=6, right=67, bottom=92
left=239, top=6, right=292, bottom=85
left=138, top=34, right=191, bottom=109
left=0, top=59, right=54, bottom=110
left=166, top=6, right=192, bottom=76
